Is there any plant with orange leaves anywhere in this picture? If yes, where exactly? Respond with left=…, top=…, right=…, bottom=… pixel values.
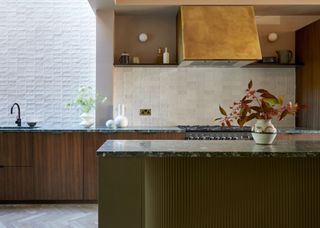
left=215, top=80, right=303, bottom=127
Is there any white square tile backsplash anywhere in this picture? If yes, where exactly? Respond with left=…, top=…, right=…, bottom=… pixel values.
left=114, top=67, right=296, bottom=128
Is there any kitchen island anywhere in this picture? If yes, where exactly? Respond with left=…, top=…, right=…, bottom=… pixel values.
left=98, top=140, right=320, bottom=228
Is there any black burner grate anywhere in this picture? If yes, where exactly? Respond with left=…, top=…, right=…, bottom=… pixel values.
left=177, top=125, right=252, bottom=132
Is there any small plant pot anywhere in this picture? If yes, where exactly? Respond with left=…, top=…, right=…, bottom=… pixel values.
left=80, top=113, right=94, bottom=128
left=252, top=119, right=277, bottom=145
left=252, top=132, right=277, bottom=145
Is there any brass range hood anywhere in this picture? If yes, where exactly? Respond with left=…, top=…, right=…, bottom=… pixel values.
left=177, top=6, right=262, bottom=67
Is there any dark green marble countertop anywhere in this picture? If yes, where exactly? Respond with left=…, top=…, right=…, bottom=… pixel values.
left=0, top=125, right=319, bottom=134
left=278, top=128, right=320, bottom=134
left=97, top=140, right=320, bottom=158
left=0, top=126, right=184, bottom=133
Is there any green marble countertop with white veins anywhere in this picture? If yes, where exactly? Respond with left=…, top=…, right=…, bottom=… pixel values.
left=0, top=126, right=184, bottom=133
left=97, top=140, right=320, bottom=158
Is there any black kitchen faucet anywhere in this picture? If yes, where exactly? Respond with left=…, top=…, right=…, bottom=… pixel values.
left=10, top=103, right=21, bottom=127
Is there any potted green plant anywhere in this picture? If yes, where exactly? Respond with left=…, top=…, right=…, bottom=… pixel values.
left=215, top=80, right=303, bottom=144
left=67, top=86, right=107, bottom=128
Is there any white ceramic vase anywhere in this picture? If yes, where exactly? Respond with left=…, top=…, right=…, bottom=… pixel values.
left=80, top=112, right=94, bottom=128
left=251, top=119, right=277, bottom=145
left=106, top=119, right=116, bottom=128
left=114, top=104, right=128, bottom=128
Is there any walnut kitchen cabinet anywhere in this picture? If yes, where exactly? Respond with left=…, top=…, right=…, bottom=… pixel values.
left=1, top=131, right=184, bottom=201
left=83, top=133, right=111, bottom=201
left=0, top=167, right=34, bottom=200
left=0, top=132, right=33, bottom=167
left=277, top=133, right=320, bottom=140
left=0, top=133, right=34, bottom=200
left=83, top=132, right=185, bottom=200
left=33, top=133, right=83, bottom=200
left=296, top=19, right=320, bottom=128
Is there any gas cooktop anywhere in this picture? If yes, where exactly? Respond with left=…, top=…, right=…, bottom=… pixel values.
left=177, top=125, right=253, bottom=140
left=177, top=125, right=252, bottom=132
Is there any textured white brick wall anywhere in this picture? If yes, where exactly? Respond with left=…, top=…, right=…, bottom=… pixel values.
left=114, top=67, right=296, bottom=128
left=0, top=0, right=95, bottom=127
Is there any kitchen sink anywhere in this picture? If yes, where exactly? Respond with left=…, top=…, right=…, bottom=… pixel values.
left=0, top=126, right=39, bottom=129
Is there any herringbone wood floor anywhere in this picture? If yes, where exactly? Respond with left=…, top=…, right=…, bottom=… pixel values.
left=0, top=204, right=98, bottom=228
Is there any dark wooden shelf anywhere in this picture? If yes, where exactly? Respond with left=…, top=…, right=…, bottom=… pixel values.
left=114, top=63, right=178, bottom=67
left=114, top=63, right=303, bottom=68
left=243, top=63, right=303, bottom=68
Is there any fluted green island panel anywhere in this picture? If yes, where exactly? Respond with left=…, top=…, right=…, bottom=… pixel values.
left=98, top=139, right=320, bottom=228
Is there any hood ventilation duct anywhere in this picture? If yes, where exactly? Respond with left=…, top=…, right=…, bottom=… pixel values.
left=177, top=6, right=262, bottom=67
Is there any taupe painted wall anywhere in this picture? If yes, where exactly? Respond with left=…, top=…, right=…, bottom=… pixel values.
left=257, top=16, right=320, bottom=62
left=96, top=10, right=114, bottom=127
left=114, top=14, right=177, bottom=64
left=258, top=29, right=295, bottom=62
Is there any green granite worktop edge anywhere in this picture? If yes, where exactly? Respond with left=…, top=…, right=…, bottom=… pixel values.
left=0, top=126, right=185, bottom=133
left=277, top=128, right=320, bottom=134
left=0, top=126, right=319, bottom=134
left=97, top=140, right=320, bottom=158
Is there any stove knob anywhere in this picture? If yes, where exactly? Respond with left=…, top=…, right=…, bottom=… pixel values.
left=215, top=137, right=221, bottom=140
left=194, top=136, right=200, bottom=140
left=209, top=137, right=215, bottom=140
left=188, top=136, right=194, bottom=140
left=221, top=137, right=226, bottom=140
left=227, top=137, right=233, bottom=140
left=200, top=136, right=206, bottom=140
left=232, top=136, right=239, bottom=140
left=244, top=135, right=250, bottom=140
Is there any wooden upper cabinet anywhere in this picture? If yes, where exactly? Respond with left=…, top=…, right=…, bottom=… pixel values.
left=296, top=19, right=320, bottom=128
left=33, top=133, right=83, bottom=200
left=0, top=132, right=33, bottom=167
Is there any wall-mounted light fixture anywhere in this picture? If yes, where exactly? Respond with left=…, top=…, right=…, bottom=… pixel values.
left=267, top=32, right=278, bottom=42
left=138, top=33, right=148, bottom=43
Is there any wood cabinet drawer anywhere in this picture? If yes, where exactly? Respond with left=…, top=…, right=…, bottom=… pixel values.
left=0, top=133, right=33, bottom=167
left=0, top=167, right=34, bottom=200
